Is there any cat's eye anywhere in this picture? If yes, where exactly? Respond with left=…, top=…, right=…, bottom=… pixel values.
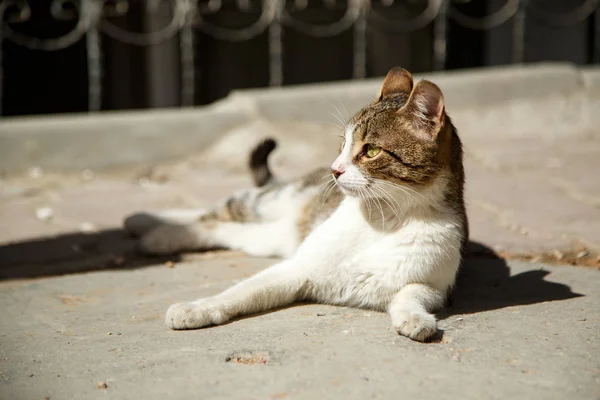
left=365, top=144, right=381, bottom=158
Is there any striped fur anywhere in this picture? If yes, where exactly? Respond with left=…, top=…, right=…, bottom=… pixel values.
left=125, top=144, right=342, bottom=258
left=126, top=67, right=467, bottom=342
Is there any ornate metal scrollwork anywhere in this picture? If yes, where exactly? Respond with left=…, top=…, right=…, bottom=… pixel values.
left=0, top=0, right=101, bottom=51
left=367, top=0, right=443, bottom=34
left=99, top=0, right=190, bottom=45
left=0, top=0, right=598, bottom=115
left=449, top=0, right=519, bottom=30
left=527, top=0, right=598, bottom=27
left=2, top=0, right=598, bottom=49
left=193, top=0, right=276, bottom=41
left=281, top=0, right=363, bottom=37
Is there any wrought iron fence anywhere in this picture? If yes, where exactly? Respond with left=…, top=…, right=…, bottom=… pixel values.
left=1, top=0, right=598, bottom=116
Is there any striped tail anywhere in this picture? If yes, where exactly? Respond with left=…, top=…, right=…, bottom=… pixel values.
left=248, top=138, right=277, bottom=187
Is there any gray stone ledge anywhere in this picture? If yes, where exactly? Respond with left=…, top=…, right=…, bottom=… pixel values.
left=0, top=105, right=249, bottom=172
left=0, top=62, right=598, bottom=173
left=230, top=62, right=586, bottom=121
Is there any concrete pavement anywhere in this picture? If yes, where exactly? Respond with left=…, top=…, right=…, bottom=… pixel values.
left=0, top=255, right=597, bottom=400
left=1, top=65, right=600, bottom=399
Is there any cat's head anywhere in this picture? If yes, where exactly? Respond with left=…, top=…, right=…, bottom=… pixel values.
left=331, top=67, right=455, bottom=204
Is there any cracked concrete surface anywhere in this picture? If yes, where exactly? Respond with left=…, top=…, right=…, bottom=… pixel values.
left=1, top=112, right=600, bottom=398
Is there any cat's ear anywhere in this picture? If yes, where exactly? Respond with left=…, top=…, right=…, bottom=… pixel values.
left=378, top=67, right=413, bottom=101
left=404, top=80, right=445, bottom=139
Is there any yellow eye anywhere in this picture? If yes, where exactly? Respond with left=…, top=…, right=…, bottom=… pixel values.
left=365, top=144, right=381, bottom=158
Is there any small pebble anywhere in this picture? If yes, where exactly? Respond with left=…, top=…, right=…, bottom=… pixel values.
left=576, top=250, right=589, bottom=259
left=35, top=207, right=54, bottom=222
left=316, top=312, right=326, bottom=317
left=28, top=166, right=44, bottom=179
left=552, top=250, right=565, bottom=261
left=116, top=332, right=121, bottom=336
left=79, top=222, right=97, bottom=233
left=166, top=261, right=175, bottom=268
left=456, top=317, right=464, bottom=322
left=107, top=332, right=112, bottom=336
left=82, top=169, right=94, bottom=181
left=96, top=381, right=108, bottom=389
left=112, top=256, right=125, bottom=266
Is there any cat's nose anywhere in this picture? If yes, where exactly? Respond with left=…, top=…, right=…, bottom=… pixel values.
left=331, top=167, right=345, bottom=179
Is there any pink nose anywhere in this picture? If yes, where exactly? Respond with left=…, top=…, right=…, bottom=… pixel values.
left=331, top=167, right=344, bottom=179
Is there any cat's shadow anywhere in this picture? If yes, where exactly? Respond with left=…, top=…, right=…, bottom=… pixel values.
left=0, top=232, right=583, bottom=320
left=220, top=240, right=583, bottom=338
left=0, top=228, right=181, bottom=280
left=438, top=241, right=582, bottom=319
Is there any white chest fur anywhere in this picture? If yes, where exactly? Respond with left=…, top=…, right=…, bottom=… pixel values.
left=295, top=197, right=462, bottom=310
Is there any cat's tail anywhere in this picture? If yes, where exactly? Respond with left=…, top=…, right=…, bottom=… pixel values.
left=249, top=138, right=277, bottom=187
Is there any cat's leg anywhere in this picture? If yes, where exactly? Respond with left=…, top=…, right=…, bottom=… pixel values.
left=166, top=260, right=307, bottom=329
left=124, top=209, right=208, bottom=237
left=387, top=283, right=445, bottom=342
left=138, top=220, right=299, bottom=258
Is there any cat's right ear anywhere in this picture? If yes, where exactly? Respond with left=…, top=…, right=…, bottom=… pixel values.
left=378, top=67, right=414, bottom=101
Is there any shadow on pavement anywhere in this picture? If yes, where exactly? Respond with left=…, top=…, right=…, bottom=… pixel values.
left=0, top=233, right=583, bottom=317
left=440, top=241, right=583, bottom=319
left=0, top=229, right=182, bottom=280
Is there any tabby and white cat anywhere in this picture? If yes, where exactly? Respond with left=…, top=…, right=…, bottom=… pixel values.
left=124, top=67, right=467, bottom=342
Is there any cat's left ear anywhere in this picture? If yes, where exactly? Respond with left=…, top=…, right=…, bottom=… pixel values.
left=404, top=79, right=445, bottom=139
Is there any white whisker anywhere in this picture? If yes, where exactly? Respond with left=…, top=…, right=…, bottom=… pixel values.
left=363, top=188, right=373, bottom=219
left=376, top=185, right=402, bottom=212
left=329, top=109, right=346, bottom=129
left=330, top=103, right=347, bottom=127
left=359, top=187, right=373, bottom=220
left=369, top=188, right=386, bottom=230
left=319, top=179, right=336, bottom=207
left=375, top=179, right=426, bottom=204
left=339, top=100, right=350, bottom=121
left=326, top=121, right=344, bottom=130
left=372, top=186, right=402, bottom=226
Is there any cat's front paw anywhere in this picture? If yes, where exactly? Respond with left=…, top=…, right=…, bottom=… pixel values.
left=165, top=301, right=230, bottom=330
left=392, top=310, right=438, bottom=342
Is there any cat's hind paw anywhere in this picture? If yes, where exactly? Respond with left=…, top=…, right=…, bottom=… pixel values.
left=165, top=301, right=230, bottom=330
left=138, top=225, right=194, bottom=255
left=392, top=310, right=438, bottom=342
left=124, top=212, right=162, bottom=237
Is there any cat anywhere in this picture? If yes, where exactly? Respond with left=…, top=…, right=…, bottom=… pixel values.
left=124, top=67, right=468, bottom=342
